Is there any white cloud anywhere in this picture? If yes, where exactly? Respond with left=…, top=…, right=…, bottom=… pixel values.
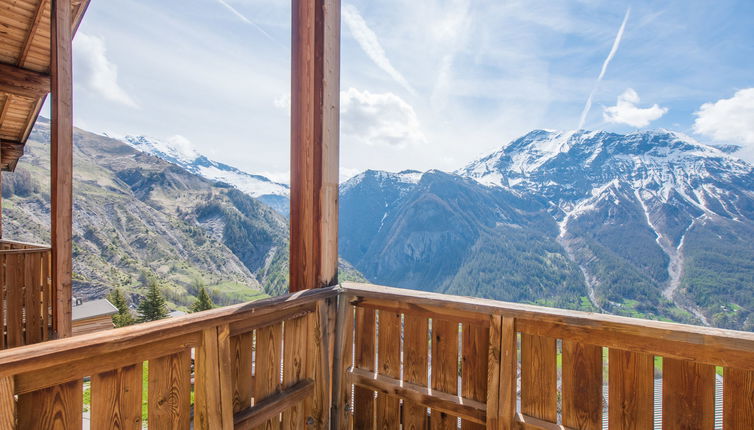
left=693, top=88, right=754, bottom=149
left=603, top=88, right=668, bottom=128
left=212, top=0, right=277, bottom=44
left=342, top=4, right=415, bottom=94
left=340, top=87, right=426, bottom=148
left=273, top=93, right=290, bottom=111
left=165, top=135, right=199, bottom=161
left=340, top=167, right=363, bottom=182
left=74, top=32, right=138, bottom=108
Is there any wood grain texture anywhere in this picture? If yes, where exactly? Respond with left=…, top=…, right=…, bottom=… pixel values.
left=485, top=316, right=502, bottom=430
left=376, top=310, right=401, bottom=428
left=353, top=307, right=376, bottom=429
left=148, top=351, right=191, bottom=430
left=289, top=0, right=340, bottom=291
left=6, top=253, right=21, bottom=347
left=51, top=0, right=74, bottom=339
left=235, top=379, right=314, bottom=430
left=662, top=357, right=714, bottom=430
left=462, top=324, right=489, bottom=430
left=231, top=333, right=254, bottom=414
left=431, top=319, right=458, bottom=430
left=520, top=334, right=557, bottom=423
left=253, top=323, right=282, bottom=430
left=282, top=316, right=308, bottom=429
left=332, top=301, right=354, bottom=430
left=403, top=313, right=429, bottom=430
left=91, top=364, right=142, bottom=429
left=499, top=316, right=517, bottom=430
left=608, top=349, right=653, bottom=430
left=195, top=326, right=233, bottom=430
left=0, top=254, right=5, bottom=350
left=17, top=379, right=82, bottom=429
left=723, top=367, right=754, bottom=429
left=0, top=63, right=50, bottom=99
left=349, top=367, right=486, bottom=425
left=0, top=376, right=15, bottom=429
left=561, top=342, right=602, bottom=430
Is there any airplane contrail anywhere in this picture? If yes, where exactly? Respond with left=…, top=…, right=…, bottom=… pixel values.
left=213, top=0, right=278, bottom=44
left=578, top=8, right=631, bottom=130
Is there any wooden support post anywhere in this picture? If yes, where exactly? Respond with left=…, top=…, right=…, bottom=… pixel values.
left=289, top=0, right=341, bottom=292
left=51, top=0, right=74, bottom=338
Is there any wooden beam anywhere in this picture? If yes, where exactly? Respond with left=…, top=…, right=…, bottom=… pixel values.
left=17, top=0, right=49, bottom=68
left=289, top=0, right=340, bottom=292
left=1, top=139, right=25, bottom=172
left=0, top=63, right=50, bottom=99
left=233, top=379, right=314, bottom=430
left=50, top=0, right=74, bottom=338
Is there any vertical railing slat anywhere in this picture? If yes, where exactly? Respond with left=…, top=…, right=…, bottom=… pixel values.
left=662, top=357, right=715, bottom=429
left=431, top=319, right=459, bottom=429
left=195, top=326, right=234, bottom=430
left=353, top=307, right=376, bottom=429
left=148, top=351, right=191, bottom=430
left=0, top=376, right=15, bottom=429
left=723, top=367, right=754, bottom=429
left=231, top=332, right=254, bottom=414
left=499, top=316, right=516, bottom=430
left=6, top=253, right=21, bottom=347
left=282, top=316, right=308, bottom=428
left=562, top=342, right=602, bottom=430
left=27, top=252, right=42, bottom=344
left=520, top=333, right=557, bottom=423
left=375, top=310, right=401, bottom=428
left=403, top=313, right=429, bottom=430
left=253, top=322, right=283, bottom=430
left=0, top=253, right=6, bottom=349
left=91, top=364, right=143, bottom=429
left=17, top=380, right=83, bottom=429
left=333, top=300, right=354, bottom=430
left=608, top=349, right=653, bottom=430
left=462, top=324, right=489, bottom=430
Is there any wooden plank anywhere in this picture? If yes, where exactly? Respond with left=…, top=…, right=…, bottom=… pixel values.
left=6, top=253, right=21, bottom=347
left=0, top=254, right=5, bottom=350
left=17, top=0, right=49, bottom=67
left=148, top=350, right=191, bottom=430
left=431, top=319, right=458, bottom=429
left=520, top=334, right=557, bottom=423
left=282, top=316, right=308, bottom=428
left=724, top=367, right=754, bottom=429
left=375, top=310, right=401, bottom=428
left=486, top=316, right=502, bottom=430
left=349, top=367, right=486, bottom=425
left=332, top=299, right=354, bottom=430
left=515, top=413, right=572, bottom=430
left=608, top=349, right=653, bottom=430
left=289, top=0, right=340, bottom=291
left=25, top=252, right=41, bottom=344
left=0, top=63, right=50, bottom=99
left=344, top=282, right=754, bottom=370
left=17, top=379, right=82, bottom=429
left=253, top=323, right=282, bottom=430
left=91, top=364, right=142, bottom=429
left=229, top=302, right=314, bottom=336
left=0, top=376, right=15, bottom=429
left=403, top=313, right=429, bottom=430
left=462, top=323, right=489, bottom=430
left=561, top=342, right=602, bottom=430
left=499, top=317, right=517, bottom=430
left=41, top=249, right=51, bottom=339
left=662, top=357, right=715, bottom=429
left=235, top=379, right=314, bottom=430
left=51, top=0, right=74, bottom=339
left=231, top=332, right=254, bottom=414
left=351, top=297, right=490, bottom=327
left=305, top=298, right=335, bottom=429
left=353, top=307, right=376, bottom=429
left=195, top=326, right=234, bottom=430
left=0, top=286, right=338, bottom=378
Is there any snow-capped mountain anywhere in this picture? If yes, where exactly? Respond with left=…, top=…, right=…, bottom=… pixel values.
left=340, top=129, right=754, bottom=330
left=120, top=135, right=290, bottom=213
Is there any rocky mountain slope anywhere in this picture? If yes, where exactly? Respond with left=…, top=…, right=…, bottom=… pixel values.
left=2, top=120, right=290, bottom=310
left=119, top=135, right=290, bottom=214
left=340, top=130, right=754, bottom=330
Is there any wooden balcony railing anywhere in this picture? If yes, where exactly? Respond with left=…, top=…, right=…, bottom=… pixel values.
left=0, top=239, right=54, bottom=349
left=336, top=283, right=754, bottom=430
left=0, top=282, right=753, bottom=429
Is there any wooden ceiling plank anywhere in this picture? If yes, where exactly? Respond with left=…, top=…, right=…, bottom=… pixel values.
left=18, top=0, right=49, bottom=68
left=0, top=62, right=50, bottom=99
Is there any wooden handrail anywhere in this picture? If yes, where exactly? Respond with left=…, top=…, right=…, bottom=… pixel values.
left=0, top=239, right=51, bottom=249
left=0, top=286, right=338, bottom=377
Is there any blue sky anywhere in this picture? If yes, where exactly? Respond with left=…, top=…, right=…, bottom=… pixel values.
left=66, top=0, right=754, bottom=182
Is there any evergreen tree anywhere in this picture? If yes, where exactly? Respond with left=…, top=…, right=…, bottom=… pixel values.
left=137, top=280, right=169, bottom=322
left=108, top=288, right=135, bottom=327
left=191, top=286, right=215, bottom=312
